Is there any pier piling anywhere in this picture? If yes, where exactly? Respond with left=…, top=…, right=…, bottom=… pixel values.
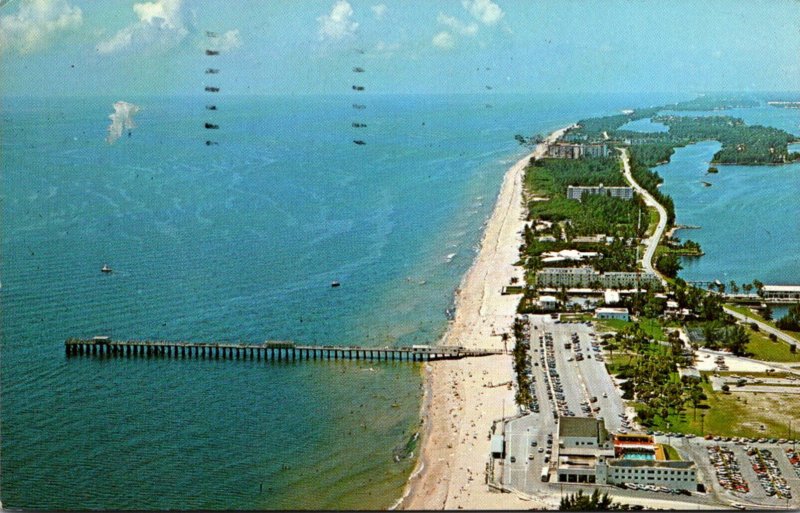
left=63, top=338, right=498, bottom=366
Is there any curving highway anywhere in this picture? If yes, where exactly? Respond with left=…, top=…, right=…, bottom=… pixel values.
left=618, top=147, right=668, bottom=286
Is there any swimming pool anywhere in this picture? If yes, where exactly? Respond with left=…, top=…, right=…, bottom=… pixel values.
left=622, top=452, right=655, bottom=461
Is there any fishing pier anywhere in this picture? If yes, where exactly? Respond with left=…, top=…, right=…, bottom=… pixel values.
left=65, top=337, right=502, bottom=363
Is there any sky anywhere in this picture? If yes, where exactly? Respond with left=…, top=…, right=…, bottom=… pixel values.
left=1, top=0, right=799, bottom=97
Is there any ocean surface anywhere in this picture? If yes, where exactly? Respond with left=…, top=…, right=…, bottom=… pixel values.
left=1, top=92, right=694, bottom=510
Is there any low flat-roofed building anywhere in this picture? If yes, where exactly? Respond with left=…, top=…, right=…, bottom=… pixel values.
left=595, top=307, right=630, bottom=321
left=762, top=285, right=800, bottom=300
left=559, top=417, right=611, bottom=450
left=538, top=295, right=559, bottom=311
left=491, top=434, right=505, bottom=458
left=541, top=249, right=600, bottom=264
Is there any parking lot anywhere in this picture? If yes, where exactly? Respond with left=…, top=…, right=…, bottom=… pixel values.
left=496, top=314, right=800, bottom=509
left=673, top=437, right=800, bottom=509
left=500, top=315, right=643, bottom=497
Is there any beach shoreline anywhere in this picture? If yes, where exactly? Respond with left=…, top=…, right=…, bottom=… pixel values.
left=397, top=125, right=572, bottom=510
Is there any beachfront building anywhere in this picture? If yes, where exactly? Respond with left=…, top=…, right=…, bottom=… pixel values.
left=761, top=285, right=800, bottom=301
left=556, top=417, right=615, bottom=484
left=536, top=267, right=596, bottom=288
left=560, top=417, right=612, bottom=450
left=597, top=460, right=698, bottom=491
left=536, top=267, right=659, bottom=290
left=567, top=184, right=634, bottom=201
left=555, top=417, right=698, bottom=490
left=491, top=434, right=505, bottom=459
left=547, top=142, right=610, bottom=159
left=602, top=271, right=657, bottom=289
left=595, top=307, right=630, bottom=321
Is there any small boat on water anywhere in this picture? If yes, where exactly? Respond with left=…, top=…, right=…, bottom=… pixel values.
left=101, top=264, right=113, bottom=273
left=331, top=281, right=341, bottom=288
left=701, top=181, right=713, bottom=187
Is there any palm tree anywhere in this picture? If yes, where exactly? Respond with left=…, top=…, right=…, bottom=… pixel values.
left=687, top=383, right=706, bottom=420
left=724, top=325, right=750, bottom=356
left=743, top=283, right=753, bottom=296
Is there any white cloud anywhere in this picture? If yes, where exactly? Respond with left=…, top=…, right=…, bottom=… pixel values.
left=373, top=40, right=400, bottom=54
left=317, top=0, right=358, bottom=41
left=371, top=4, right=387, bottom=20
left=106, top=101, right=140, bottom=145
left=211, top=29, right=241, bottom=52
left=0, top=0, right=82, bottom=54
left=432, top=31, right=455, bottom=50
left=437, top=13, right=478, bottom=36
left=462, top=0, right=504, bottom=25
left=96, top=0, right=188, bottom=54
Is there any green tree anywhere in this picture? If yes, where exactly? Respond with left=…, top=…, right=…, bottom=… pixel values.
left=762, top=305, right=773, bottom=321
left=723, top=325, right=750, bottom=356
left=560, top=490, right=622, bottom=511
left=656, top=253, right=682, bottom=278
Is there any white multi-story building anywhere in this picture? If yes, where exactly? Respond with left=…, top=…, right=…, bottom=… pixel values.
left=597, top=460, right=697, bottom=491
left=536, top=267, right=658, bottom=290
left=554, top=417, right=697, bottom=490
left=567, top=184, right=634, bottom=201
left=547, top=143, right=610, bottom=159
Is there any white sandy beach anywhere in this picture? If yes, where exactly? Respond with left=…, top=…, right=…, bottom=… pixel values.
left=399, top=126, right=572, bottom=510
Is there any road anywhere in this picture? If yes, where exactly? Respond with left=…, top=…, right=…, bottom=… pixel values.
left=723, top=306, right=799, bottom=348
left=618, top=147, right=668, bottom=287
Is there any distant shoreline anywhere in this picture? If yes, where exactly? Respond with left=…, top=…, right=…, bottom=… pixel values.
left=397, top=124, right=573, bottom=510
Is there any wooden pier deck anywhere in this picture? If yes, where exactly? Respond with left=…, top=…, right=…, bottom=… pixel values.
left=65, top=337, right=503, bottom=362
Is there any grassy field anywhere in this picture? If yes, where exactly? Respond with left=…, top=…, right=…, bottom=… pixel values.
left=747, top=330, right=800, bottom=362
left=646, top=207, right=659, bottom=237
left=560, top=313, right=594, bottom=323
left=634, top=381, right=800, bottom=439
left=661, top=444, right=682, bottom=461
left=725, top=303, right=800, bottom=342
left=595, top=317, right=666, bottom=341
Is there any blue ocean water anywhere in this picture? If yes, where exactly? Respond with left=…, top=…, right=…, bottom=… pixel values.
left=1, top=92, right=692, bottom=510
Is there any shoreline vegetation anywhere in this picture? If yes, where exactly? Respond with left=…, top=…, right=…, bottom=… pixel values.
left=400, top=95, right=799, bottom=509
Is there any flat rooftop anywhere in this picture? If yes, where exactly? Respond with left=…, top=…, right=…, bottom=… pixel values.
left=607, top=459, right=695, bottom=469
left=763, top=285, right=800, bottom=292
